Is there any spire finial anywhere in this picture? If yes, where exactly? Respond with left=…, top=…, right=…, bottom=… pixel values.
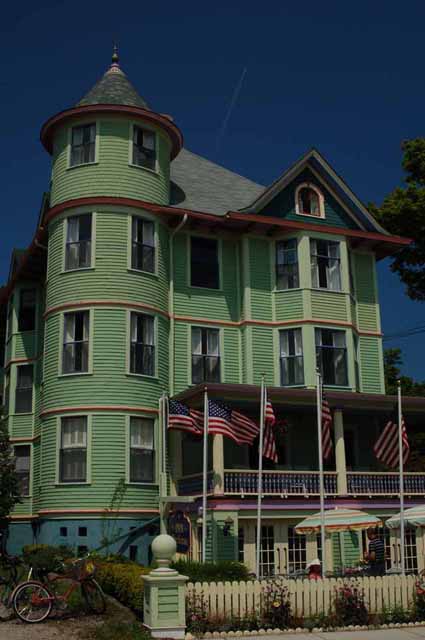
left=112, top=43, right=119, bottom=65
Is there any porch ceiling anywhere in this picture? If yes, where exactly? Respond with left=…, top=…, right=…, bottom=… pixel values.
left=173, top=383, right=425, bottom=414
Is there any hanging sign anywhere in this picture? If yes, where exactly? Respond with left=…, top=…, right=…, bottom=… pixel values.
left=168, top=510, right=191, bottom=553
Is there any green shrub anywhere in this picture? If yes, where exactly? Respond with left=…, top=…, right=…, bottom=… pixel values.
left=171, top=559, right=250, bottom=583
left=22, top=544, right=75, bottom=573
left=88, top=621, right=151, bottom=640
left=334, top=581, right=368, bottom=627
left=96, top=562, right=151, bottom=616
left=379, top=604, right=411, bottom=625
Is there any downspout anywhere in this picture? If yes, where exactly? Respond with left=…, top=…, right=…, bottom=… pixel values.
left=169, top=213, right=188, bottom=395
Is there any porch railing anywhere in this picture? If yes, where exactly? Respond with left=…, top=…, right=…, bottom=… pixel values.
left=223, top=470, right=338, bottom=495
left=177, top=472, right=214, bottom=496
left=347, top=472, right=425, bottom=495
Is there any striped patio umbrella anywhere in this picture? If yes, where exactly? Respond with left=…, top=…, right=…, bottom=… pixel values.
left=386, top=505, right=425, bottom=529
left=295, top=508, right=382, bottom=535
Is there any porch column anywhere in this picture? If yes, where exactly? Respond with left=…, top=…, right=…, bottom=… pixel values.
left=334, top=409, right=348, bottom=495
left=213, top=434, right=224, bottom=495
left=169, top=431, right=183, bottom=496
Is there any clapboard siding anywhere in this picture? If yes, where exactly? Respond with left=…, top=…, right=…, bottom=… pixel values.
left=311, top=290, right=348, bottom=321
left=51, top=119, right=170, bottom=207
left=275, top=290, right=304, bottom=321
left=354, top=252, right=379, bottom=332
left=249, top=239, right=273, bottom=321
left=359, top=336, right=385, bottom=394
left=251, top=326, right=275, bottom=386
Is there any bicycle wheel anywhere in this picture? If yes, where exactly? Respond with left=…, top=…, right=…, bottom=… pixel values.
left=82, top=579, right=106, bottom=614
left=13, top=581, right=53, bottom=623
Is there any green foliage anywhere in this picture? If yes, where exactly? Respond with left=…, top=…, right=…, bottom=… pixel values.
left=96, top=562, right=150, bottom=616
left=0, top=411, right=21, bottom=526
left=378, top=604, right=411, bottom=625
left=171, top=559, right=250, bottom=583
left=87, top=621, right=152, bottom=640
left=22, top=543, right=75, bottom=573
left=414, top=588, right=425, bottom=621
left=371, top=138, right=425, bottom=301
left=333, top=582, right=368, bottom=627
left=261, top=577, right=292, bottom=629
left=384, top=348, right=425, bottom=396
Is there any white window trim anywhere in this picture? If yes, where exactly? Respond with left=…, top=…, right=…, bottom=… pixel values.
left=58, top=308, right=93, bottom=378
left=128, top=122, right=159, bottom=175
left=127, top=213, right=159, bottom=276
left=67, top=121, right=100, bottom=170
left=126, top=310, right=158, bottom=379
left=315, top=326, right=350, bottom=388
left=62, top=212, right=96, bottom=273
left=55, top=414, right=92, bottom=485
left=125, top=414, right=158, bottom=485
left=295, top=183, right=325, bottom=219
left=278, top=327, right=305, bottom=388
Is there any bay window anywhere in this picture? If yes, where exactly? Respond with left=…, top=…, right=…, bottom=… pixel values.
left=129, top=417, right=155, bottom=483
left=279, top=328, right=304, bottom=386
left=14, top=445, right=31, bottom=496
left=192, top=327, right=220, bottom=384
left=65, top=214, right=92, bottom=271
left=315, top=328, right=348, bottom=386
left=70, top=123, right=96, bottom=166
left=18, top=289, right=36, bottom=332
left=60, top=416, right=87, bottom=483
left=310, top=239, right=341, bottom=290
left=130, top=312, right=155, bottom=376
left=62, top=311, right=89, bottom=374
left=276, top=239, right=299, bottom=289
left=15, top=364, right=33, bottom=414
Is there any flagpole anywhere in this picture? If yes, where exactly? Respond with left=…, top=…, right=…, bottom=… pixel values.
left=398, top=379, right=405, bottom=575
left=256, top=375, right=266, bottom=579
left=202, top=387, right=208, bottom=563
left=316, top=368, right=326, bottom=577
left=160, top=392, right=167, bottom=534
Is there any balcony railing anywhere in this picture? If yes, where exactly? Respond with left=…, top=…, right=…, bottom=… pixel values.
left=223, top=470, right=338, bottom=496
left=177, top=472, right=214, bottom=496
left=347, top=472, right=425, bottom=496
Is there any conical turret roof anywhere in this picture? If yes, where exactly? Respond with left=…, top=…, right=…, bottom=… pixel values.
left=76, top=47, right=150, bottom=109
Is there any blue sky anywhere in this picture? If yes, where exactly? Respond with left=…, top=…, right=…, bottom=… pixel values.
left=1, top=0, right=425, bottom=379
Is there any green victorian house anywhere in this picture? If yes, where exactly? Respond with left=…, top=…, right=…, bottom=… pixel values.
left=1, top=50, right=425, bottom=573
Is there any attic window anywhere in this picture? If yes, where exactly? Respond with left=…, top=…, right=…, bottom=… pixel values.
left=295, top=184, right=324, bottom=218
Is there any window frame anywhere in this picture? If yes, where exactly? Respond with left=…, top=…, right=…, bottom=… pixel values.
left=128, top=311, right=157, bottom=378
left=126, top=415, right=156, bottom=485
left=275, top=238, right=300, bottom=291
left=14, top=364, right=34, bottom=415
left=189, top=234, right=221, bottom=291
left=128, top=123, right=158, bottom=173
left=63, top=213, right=95, bottom=272
left=315, top=327, right=349, bottom=387
left=288, top=525, right=307, bottom=574
left=18, top=289, right=37, bottom=333
left=68, top=122, right=98, bottom=168
left=191, top=325, right=222, bottom=385
left=310, top=238, right=342, bottom=291
left=128, top=215, right=157, bottom=275
left=279, top=328, right=304, bottom=387
left=56, top=415, right=91, bottom=485
left=60, top=309, right=92, bottom=377
left=295, top=183, right=325, bottom=219
left=13, top=444, right=31, bottom=497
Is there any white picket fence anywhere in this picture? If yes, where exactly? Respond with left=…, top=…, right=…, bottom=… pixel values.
left=187, top=575, right=418, bottom=618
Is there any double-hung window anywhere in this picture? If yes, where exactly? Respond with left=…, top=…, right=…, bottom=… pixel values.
left=65, top=214, right=92, bottom=270
left=18, top=289, right=36, bottom=332
left=279, top=329, right=304, bottom=386
left=276, top=239, right=299, bottom=289
left=310, top=239, right=341, bottom=290
left=129, top=417, right=155, bottom=483
left=60, top=416, right=87, bottom=483
left=190, top=237, right=219, bottom=289
left=130, top=312, right=155, bottom=376
left=63, top=311, right=90, bottom=374
left=132, top=126, right=156, bottom=170
left=15, top=365, right=33, bottom=414
left=192, top=327, right=220, bottom=384
left=14, top=445, right=31, bottom=496
left=70, top=123, right=96, bottom=166
left=131, top=218, right=155, bottom=273
left=315, top=328, right=348, bottom=386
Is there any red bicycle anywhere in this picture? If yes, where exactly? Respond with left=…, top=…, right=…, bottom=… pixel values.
left=12, top=554, right=105, bottom=623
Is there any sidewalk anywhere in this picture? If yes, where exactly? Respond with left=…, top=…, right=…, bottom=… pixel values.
left=247, top=628, right=425, bottom=640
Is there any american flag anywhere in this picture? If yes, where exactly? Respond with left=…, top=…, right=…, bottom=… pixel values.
left=374, top=409, right=409, bottom=469
left=208, top=399, right=259, bottom=445
left=263, top=396, right=278, bottom=463
left=168, top=399, right=203, bottom=436
left=321, top=393, right=333, bottom=461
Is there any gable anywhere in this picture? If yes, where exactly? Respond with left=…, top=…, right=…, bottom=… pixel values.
left=257, top=167, right=362, bottom=231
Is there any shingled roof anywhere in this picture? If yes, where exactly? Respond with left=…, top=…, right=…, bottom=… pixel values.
left=76, top=48, right=150, bottom=109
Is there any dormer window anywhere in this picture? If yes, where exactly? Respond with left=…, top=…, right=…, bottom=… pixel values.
left=132, top=125, right=156, bottom=170
left=295, top=184, right=324, bottom=218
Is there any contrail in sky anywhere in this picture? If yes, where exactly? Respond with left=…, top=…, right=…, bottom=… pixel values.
left=214, top=67, right=247, bottom=157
